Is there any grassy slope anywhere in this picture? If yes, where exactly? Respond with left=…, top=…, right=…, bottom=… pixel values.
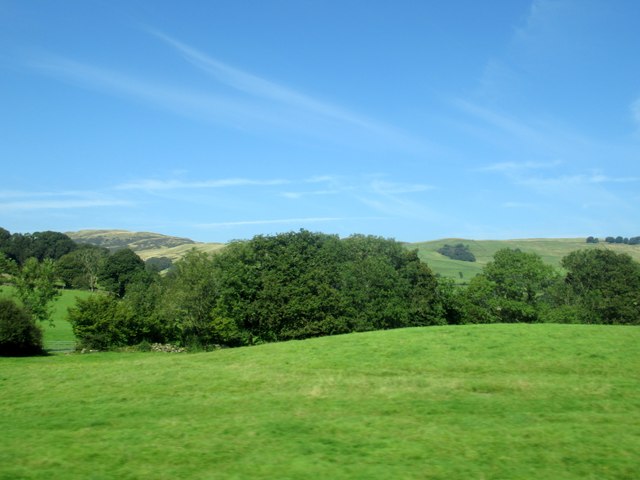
left=411, top=238, right=640, bottom=282
left=134, top=242, right=225, bottom=262
left=66, top=229, right=225, bottom=262
left=1, top=324, right=638, bottom=479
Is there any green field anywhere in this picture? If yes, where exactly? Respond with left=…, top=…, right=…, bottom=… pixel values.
left=0, top=287, right=90, bottom=351
left=411, top=238, right=640, bottom=282
left=1, top=324, right=638, bottom=479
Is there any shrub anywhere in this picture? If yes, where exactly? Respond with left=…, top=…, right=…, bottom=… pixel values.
left=0, top=298, right=44, bottom=356
left=68, top=294, right=138, bottom=349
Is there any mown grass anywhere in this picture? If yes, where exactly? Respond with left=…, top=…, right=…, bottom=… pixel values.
left=411, top=238, right=640, bottom=282
left=1, top=324, right=638, bottom=479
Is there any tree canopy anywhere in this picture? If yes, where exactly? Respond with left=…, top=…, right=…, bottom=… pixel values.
left=560, top=249, right=640, bottom=324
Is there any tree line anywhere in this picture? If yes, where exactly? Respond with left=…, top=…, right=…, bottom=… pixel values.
left=587, top=236, right=640, bottom=245
left=2, top=228, right=639, bottom=355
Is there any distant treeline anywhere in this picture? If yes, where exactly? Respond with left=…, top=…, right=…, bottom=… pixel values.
left=586, top=236, right=640, bottom=245
left=0, top=227, right=77, bottom=265
left=437, top=243, right=476, bottom=262
left=2, top=228, right=639, bottom=355
left=0, top=227, right=172, bottom=289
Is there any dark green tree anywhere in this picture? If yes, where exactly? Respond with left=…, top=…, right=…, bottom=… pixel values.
left=98, top=248, right=145, bottom=298
left=56, top=245, right=109, bottom=290
left=560, top=249, right=640, bottom=324
left=459, top=249, right=557, bottom=323
left=437, top=243, right=476, bottom=262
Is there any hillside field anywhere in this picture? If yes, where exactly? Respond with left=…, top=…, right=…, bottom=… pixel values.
left=65, top=229, right=640, bottom=282
left=411, top=238, right=640, bottom=282
left=1, top=324, right=638, bottom=479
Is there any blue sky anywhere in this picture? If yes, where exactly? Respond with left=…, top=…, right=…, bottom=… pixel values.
left=1, top=0, right=639, bottom=242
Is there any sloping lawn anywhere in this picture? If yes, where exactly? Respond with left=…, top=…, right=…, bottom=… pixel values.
left=1, top=324, right=638, bottom=479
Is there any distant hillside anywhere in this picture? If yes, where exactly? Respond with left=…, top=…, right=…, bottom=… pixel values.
left=410, top=238, right=640, bottom=282
left=66, top=229, right=225, bottom=261
left=65, top=230, right=640, bottom=281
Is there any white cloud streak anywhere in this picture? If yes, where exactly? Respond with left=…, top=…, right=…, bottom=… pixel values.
left=29, top=31, right=428, bottom=152
left=197, top=217, right=351, bottom=228
left=29, top=56, right=278, bottom=128
left=519, top=173, right=640, bottom=188
left=0, top=198, right=131, bottom=212
left=477, top=160, right=561, bottom=173
left=149, top=30, right=402, bottom=135
left=370, top=180, right=434, bottom=195
left=144, top=29, right=431, bottom=152
left=280, top=190, right=339, bottom=199
left=117, top=177, right=289, bottom=191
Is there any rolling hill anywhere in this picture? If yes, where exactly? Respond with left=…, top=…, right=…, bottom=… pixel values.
left=411, top=237, right=640, bottom=282
left=66, top=229, right=225, bottom=261
left=1, top=324, right=638, bottom=479
left=66, top=230, right=640, bottom=281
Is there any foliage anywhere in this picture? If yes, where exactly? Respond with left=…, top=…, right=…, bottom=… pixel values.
left=56, top=244, right=109, bottom=290
left=0, top=228, right=76, bottom=265
left=13, top=258, right=60, bottom=324
left=74, top=231, right=444, bottom=348
left=559, top=249, right=640, bottom=324
left=67, top=294, right=144, bottom=349
left=0, top=251, right=18, bottom=278
left=207, top=231, right=444, bottom=344
left=98, top=248, right=146, bottom=298
left=145, top=256, right=173, bottom=272
left=458, top=249, right=557, bottom=323
left=604, top=236, right=640, bottom=245
left=437, top=243, right=476, bottom=262
left=158, top=250, right=221, bottom=346
left=0, top=298, right=43, bottom=356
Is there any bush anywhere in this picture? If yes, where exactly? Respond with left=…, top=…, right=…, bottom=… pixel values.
left=68, top=294, right=139, bottom=350
left=0, top=298, right=44, bottom=356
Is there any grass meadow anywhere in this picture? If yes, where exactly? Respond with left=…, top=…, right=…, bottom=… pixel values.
left=0, top=287, right=91, bottom=351
left=1, top=323, right=638, bottom=479
left=411, top=238, right=640, bottom=282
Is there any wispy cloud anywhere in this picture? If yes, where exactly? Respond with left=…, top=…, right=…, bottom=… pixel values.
left=453, top=99, right=547, bottom=145
left=196, top=217, right=353, bottom=228
left=370, top=180, right=433, bottom=195
left=519, top=173, right=640, bottom=188
left=116, top=177, right=289, bottom=191
left=477, top=160, right=561, bottom=173
left=28, top=56, right=278, bottom=128
left=147, top=29, right=420, bottom=147
left=280, top=190, right=339, bottom=200
left=501, top=201, right=540, bottom=209
left=0, top=198, right=131, bottom=212
left=29, top=31, right=428, bottom=152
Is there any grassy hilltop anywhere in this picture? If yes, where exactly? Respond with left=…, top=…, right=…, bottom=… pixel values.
left=66, top=229, right=225, bottom=262
left=1, top=324, right=638, bottom=479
